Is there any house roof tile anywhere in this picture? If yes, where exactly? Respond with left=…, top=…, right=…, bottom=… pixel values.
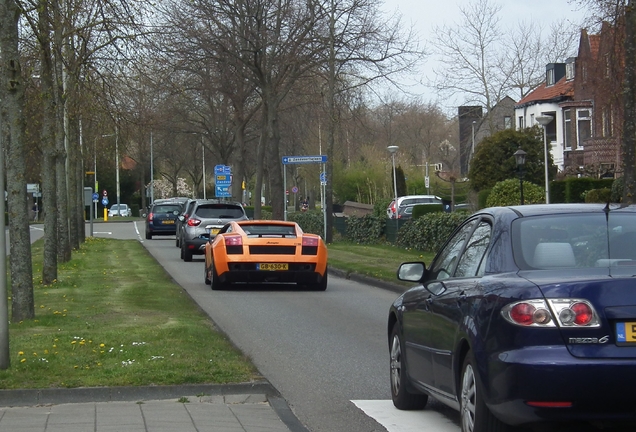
left=515, top=77, right=574, bottom=108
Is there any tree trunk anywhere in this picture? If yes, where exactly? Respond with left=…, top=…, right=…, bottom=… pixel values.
left=54, top=39, right=71, bottom=262
left=0, top=0, right=35, bottom=322
left=623, top=1, right=636, bottom=205
left=39, top=0, right=59, bottom=284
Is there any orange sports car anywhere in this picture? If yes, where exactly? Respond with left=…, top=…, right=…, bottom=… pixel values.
left=204, top=220, right=328, bottom=291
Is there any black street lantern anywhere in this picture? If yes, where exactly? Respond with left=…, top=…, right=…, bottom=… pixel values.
left=514, top=148, right=527, bottom=205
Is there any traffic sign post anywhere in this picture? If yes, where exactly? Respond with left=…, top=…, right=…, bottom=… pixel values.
left=281, top=155, right=328, bottom=240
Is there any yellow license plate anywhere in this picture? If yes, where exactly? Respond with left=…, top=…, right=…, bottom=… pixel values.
left=162, top=220, right=175, bottom=224
left=211, top=229, right=220, bottom=235
left=258, top=263, right=288, bottom=271
left=617, top=322, right=636, bottom=343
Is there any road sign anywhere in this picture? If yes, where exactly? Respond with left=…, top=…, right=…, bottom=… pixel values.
left=292, top=186, right=299, bottom=193
left=214, top=165, right=231, bottom=175
left=101, top=197, right=109, bottom=206
left=215, top=174, right=232, bottom=186
left=92, top=192, right=99, bottom=202
left=215, top=185, right=231, bottom=198
left=320, top=172, right=326, bottom=183
left=282, top=155, right=327, bottom=164
left=102, top=189, right=108, bottom=197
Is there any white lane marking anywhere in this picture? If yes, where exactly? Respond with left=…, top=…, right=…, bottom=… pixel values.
left=351, top=400, right=459, bottom=432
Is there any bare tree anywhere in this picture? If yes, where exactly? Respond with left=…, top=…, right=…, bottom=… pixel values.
left=432, top=0, right=580, bottom=132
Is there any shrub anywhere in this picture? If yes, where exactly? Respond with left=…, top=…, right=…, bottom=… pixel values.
left=611, top=177, right=623, bottom=202
left=396, top=212, right=466, bottom=252
left=287, top=211, right=324, bottom=236
left=585, top=188, right=612, bottom=203
left=486, top=179, right=545, bottom=207
left=345, top=214, right=385, bottom=244
left=374, top=198, right=392, bottom=218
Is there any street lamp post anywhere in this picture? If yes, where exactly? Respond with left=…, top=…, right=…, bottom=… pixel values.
left=201, top=134, right=206, bottom=199
left=115, top=127, right=120, bottom=210
left=150, top=131, right=154, bottom=204
left=514, top=148, right=527, bottom=205
left=387, top=145, right=399, bottom=231
left=535, top=115, right=553, bottom=204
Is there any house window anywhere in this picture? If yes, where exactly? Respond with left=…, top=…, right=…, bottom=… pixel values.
left=542, top=111, right=557, bottom=143
left=504, top=116, right=512, bottom=129
left=600, top=163, right=615, bottom=179
left=564, top=109, right=572, bottom=150
left=547, top=68, right=555, bottom=86
left=518, top=116, right=524, bottom=129
left=577, top=109, right=592, bottom=148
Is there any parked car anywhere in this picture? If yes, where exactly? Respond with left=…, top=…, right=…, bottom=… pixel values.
left=388, top=203, right=636, bottom=432
left=145, top=201, right=182, bottom=239
left=108, top=203, right=132, bottom=218
left=180, top=200, right=248, bottom=262
left=386, top=195, right=442, bottom=219
left=204, top=220, right=328, bottom=291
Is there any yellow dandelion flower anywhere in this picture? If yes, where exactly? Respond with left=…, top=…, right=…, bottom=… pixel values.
left=79, top=341, right=85, bottom=346
left=99, top=343, right=105, bottom=348
left=71, top=341, right=76, bottom=345
left=20, top=358, right=26, bottom=363
left=33, top=352, right=37, bottom=356
left=74, top=365, right=78, bottom=369
left=52, top=344, right=57, bottom=348
left=40, top=305, right=44, bottom=308
left=18, top=351, right=24, bottom=356
left=44, top=350, right=49, bottom=354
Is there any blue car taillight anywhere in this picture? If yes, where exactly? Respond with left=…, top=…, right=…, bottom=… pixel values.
left=501, top=299, right=600, bottom=328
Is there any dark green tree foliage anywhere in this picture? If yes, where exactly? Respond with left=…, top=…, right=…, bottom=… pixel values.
left=395, top=165, right=407, bottom=197
left=468, top=127, right=555, bottom=191
left=396, top=212, right=466, bottom=252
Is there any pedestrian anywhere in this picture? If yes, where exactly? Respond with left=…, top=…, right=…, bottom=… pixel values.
left=32, top=203, right=39, bottom=221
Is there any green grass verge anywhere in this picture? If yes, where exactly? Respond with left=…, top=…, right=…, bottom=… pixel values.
left=327, top=242, right=436, bottom=284
left=1, top=237, right=258, bottom=389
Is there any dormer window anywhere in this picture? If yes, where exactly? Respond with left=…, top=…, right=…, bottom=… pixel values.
left=547, top=68, right=555, bottom=86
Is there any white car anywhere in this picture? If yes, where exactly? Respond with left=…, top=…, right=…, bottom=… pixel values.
left=108, top=204, right=132, bottom=218
left=386, top=195, right=442, bottom=218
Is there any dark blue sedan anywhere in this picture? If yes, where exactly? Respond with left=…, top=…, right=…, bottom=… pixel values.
left=145, top=201, right=182, bottom=239
left=388, top=204, right=636, bottom=432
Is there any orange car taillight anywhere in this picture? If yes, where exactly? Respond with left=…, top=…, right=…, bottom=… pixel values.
left=224, top=235, right=243, bottom=246
left=187, top=218, right=201, bottom=227
left=224, top=235, right=243, bottom=254
left=302, top=237, right=318, bottom=247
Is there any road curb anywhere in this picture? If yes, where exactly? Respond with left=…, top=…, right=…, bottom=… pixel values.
left=0, top=381, right=278, bottom=407
left=328, top=267, right=408, bottom=294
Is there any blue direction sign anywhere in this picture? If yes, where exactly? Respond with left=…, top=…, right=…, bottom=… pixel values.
left=282, top=155, right=327, bottom=164
left=92, top=192, right=99, bottom=202
left=215, top=185, right=231, bottom=198
left=215, top=174, right=232, bottom=186
left=320, top=172, right=326, bottom=182
left=214, top=164, right=232, bottom=175
left=101, top=197, right=109, bottom=206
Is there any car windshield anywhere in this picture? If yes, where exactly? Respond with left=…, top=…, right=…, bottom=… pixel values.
left=196, top=204, right=244, bottom=219
left=240, top=224, right=297, bottom=237
left=512, top=212, right=636, bottom=270
left=153, top=204, right=180, bottom=214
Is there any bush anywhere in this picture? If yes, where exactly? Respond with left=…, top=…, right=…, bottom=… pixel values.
left=486, top=179, right=545, bottom=207
left=374, top=198, right=392, bottom=218
left=396, top=212, right=467, bottom=252
left=345, top=214, right=385, bottom=244
left=477, top=189, right=490, bottom=210
left=585, top=188, right=612, bottom=203
left=287, top=211, right=324, bottom=236
left=611, top=177, right=623, bottom=202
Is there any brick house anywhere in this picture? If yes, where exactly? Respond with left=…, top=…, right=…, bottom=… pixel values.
left=515, top=21, right=624, bottom=178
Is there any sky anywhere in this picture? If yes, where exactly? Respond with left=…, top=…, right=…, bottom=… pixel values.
left=377, top=0, right=589, bottom=107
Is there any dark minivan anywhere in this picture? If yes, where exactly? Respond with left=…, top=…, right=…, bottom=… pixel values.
left=145, top=201, right=182, bottom=239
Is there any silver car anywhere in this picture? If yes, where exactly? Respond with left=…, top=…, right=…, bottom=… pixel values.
left=180, top=200, right=248, bottom=261
left=108, top=203, right=132, bottom=218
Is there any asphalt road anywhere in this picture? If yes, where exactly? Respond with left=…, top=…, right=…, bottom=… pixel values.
left=74, top=221, right=461, bottom=432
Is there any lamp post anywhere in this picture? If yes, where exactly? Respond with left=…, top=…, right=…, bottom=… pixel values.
left=150, top=131, right=154, bottom=204
left=101, top=133, right=116, bottom=216
left=535, top=115, right=553, bottom=204
left=387, top=145, right=399, bottom=229
left=201, top=134, right=206, bottom=199
left=514, top=148, right=527, bottom=205
left=115, top=127, right=120, bottom=210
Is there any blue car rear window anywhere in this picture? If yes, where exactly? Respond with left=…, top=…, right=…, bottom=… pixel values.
left=512, top=213, right=636, bottom=270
